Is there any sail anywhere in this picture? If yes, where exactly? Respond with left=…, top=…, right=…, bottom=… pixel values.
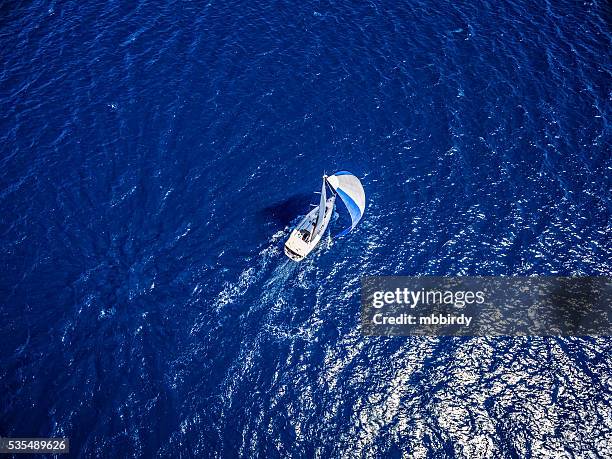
left=312, top=176, right=327, bottom=238
left=326, top=171, right=365, bottom=236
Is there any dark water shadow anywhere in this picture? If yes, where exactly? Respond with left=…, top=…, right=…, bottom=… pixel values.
left=257, top=193, right=314, bottom=227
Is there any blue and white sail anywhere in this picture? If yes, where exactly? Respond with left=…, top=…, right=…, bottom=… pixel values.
left=326, top=171, right=366, bottom=236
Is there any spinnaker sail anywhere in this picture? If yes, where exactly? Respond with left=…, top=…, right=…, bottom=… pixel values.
left=326, top=171, right=365, bottom=236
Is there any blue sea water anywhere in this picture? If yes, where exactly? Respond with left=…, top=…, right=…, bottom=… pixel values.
left=1, top=0, right=611, bottom=457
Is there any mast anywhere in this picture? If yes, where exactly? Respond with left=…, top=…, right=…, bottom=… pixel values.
left=311, top=175, right=327, bottom=240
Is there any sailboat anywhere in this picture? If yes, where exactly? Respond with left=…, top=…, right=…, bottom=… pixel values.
left=284, top=171, right=365, bottom=261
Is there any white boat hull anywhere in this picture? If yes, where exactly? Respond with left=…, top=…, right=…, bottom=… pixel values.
left=284, top=196, right=335, bottom=261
